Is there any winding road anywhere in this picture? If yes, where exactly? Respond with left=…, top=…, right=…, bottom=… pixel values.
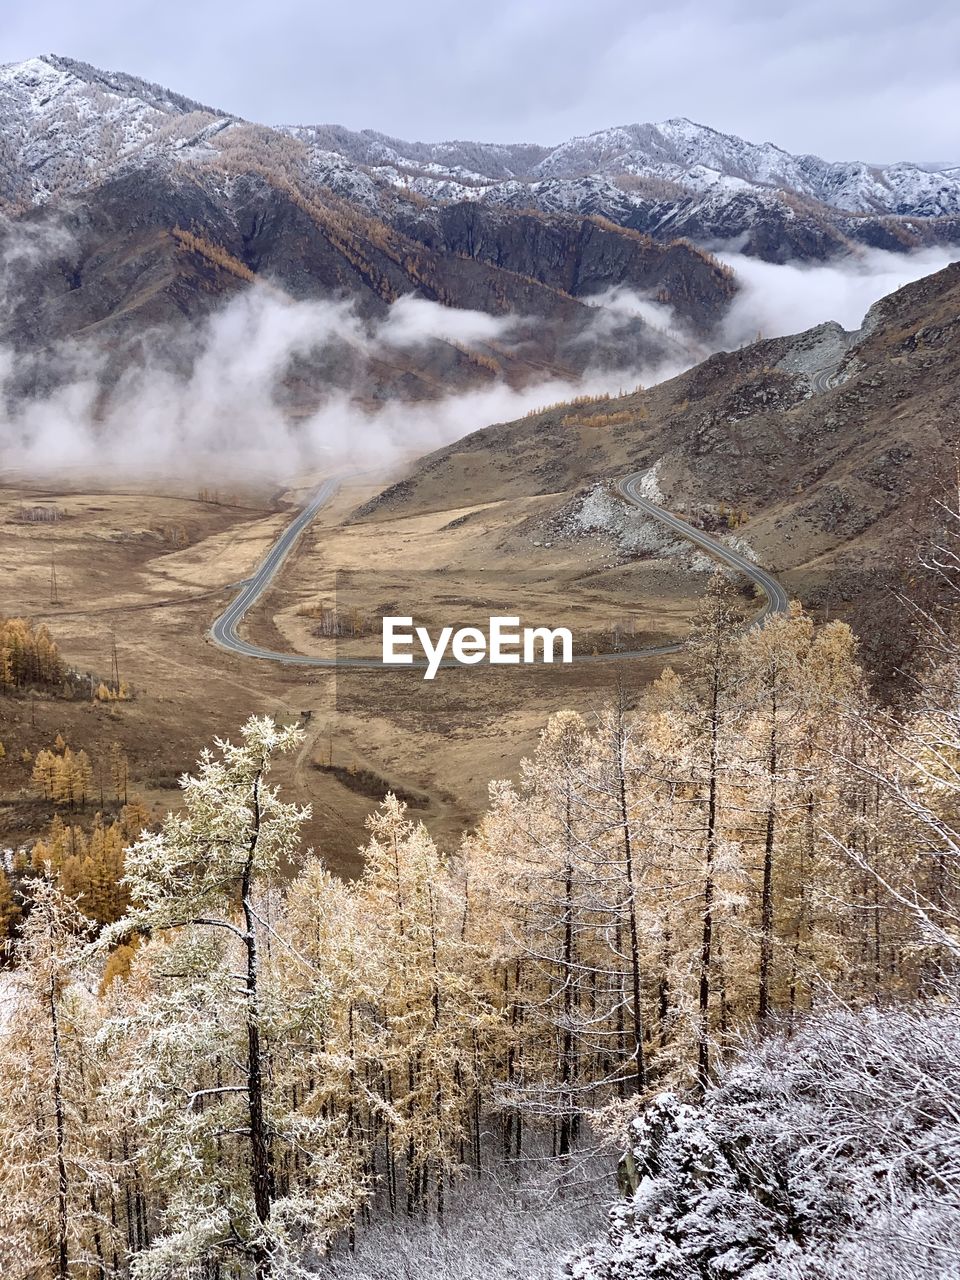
left=614, top=474, right=789, bottom=625
left=210, top=478, right=341, bottom=665
left=209, top=472, right=789, bottom=669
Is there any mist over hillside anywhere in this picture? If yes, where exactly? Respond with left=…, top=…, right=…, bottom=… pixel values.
left=0, top=211, right=953, bottom=481
left=0, top=54, right=956, bottom=482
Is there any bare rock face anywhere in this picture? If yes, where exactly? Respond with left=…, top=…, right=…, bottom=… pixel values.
left=394, top=204, right=735, bottom=332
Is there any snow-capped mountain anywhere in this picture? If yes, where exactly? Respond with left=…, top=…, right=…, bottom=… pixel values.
left=283, top=117, right=960, bottom=261
left=283, top=116, right=960, bottom=219
left=0, top=55, right=237, bottom=204
left=1, top=53, right=959, bottom=271
left=0, top=56, right=743, bottom=411
left=526, top=118, right=960, bottom=216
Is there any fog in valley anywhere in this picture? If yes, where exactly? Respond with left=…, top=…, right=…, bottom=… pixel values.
left=0, top=239, right=956, bottom=484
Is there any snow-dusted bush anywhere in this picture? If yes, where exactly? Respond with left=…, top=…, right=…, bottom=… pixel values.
left=568, top=1003, right=960, bottom=1280
left=322, top=1163, right=607, bottom=1280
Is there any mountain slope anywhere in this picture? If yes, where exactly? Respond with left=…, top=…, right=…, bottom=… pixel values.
left=0, top=54, right=955, bottom=433
left=0, top=55, right=233, bottom=206
left=2, top=56, right=959, bottom=270
left=0, top=165, right=735, bottom=409
left=351, top=262, right=960, bottom=586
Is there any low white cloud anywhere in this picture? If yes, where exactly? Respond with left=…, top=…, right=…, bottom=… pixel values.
left=374, top=294, right=524, bottom=348
left=0, top=285, right=690, bottom=483
left=0, top=214, right=74, bottom=272
left=581, top=286, right=690, bottom=346
left=718, top=244, right=960, bottom=345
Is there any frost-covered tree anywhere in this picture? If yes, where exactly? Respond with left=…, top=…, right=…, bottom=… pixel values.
left=0, top=880, right=113, bottom=1280
left=101, top=717, right=358, bottom=1279
left=469, top=711, right=616, bottom=1154
left=738, top=607, right=863, bottom=1022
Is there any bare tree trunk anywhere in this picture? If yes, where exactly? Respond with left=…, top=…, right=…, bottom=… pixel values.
left=384, top=1070, right=397, bottom=1215
left=558, top=789, right=576, bottom=1157
left=472, top=1031, right=483, bottom=1175
left=242, top=770, right=274, bottom=1280
left=758, top=684, right=778, bottom=1025
left=427, top=884, right=445, bottom=1223
left=697, top=667, right=720, bottom=1094
left=658, top=928, right=671, bottom=1050
left=48, top=969, right=69, bottom=1280
left=613, top=705, right=646, bottom=1092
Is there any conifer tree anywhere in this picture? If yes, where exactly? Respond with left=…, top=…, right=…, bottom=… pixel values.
left=102, top=717, right=357, bottom=1278
left=0, top=880, right=110, bottom=1280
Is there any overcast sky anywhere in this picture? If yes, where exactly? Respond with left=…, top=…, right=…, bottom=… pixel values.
left=4, top=0, right=958, bottom=161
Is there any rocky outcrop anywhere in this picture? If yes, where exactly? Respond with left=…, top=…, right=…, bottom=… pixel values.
left=394, top=204, right=736, bottom=331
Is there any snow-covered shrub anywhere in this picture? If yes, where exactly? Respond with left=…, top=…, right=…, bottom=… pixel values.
left=568, top=1003, right=960, bottom=1280
left=321, top=1162, right=607, bottom=1280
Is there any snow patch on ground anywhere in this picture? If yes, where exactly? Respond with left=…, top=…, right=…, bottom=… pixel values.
left=323, top=1160, right=606, bottom=1280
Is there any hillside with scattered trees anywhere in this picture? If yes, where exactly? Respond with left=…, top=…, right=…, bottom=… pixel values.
left=1, top=486, right=959, bottom=1278
left=0, top=617, right=62, bottom=692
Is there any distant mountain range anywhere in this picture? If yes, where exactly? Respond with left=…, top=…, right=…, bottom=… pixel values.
left=3, top=54, right=959, bottom=266
left=0, top=54, right=957, bottom=413
left=288, top=115, right=960, bottom=217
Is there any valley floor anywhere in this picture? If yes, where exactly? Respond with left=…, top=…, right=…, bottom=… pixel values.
left=0, top=470, right=698, bottom=868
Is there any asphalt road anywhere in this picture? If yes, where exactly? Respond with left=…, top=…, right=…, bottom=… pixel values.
left=209, top=478, right=341, bottom=665
left=209, top=472, right=789, bottom=669
left=614, top=473, right=789, bottom=625
left=810, top=365, right=841, bottom=395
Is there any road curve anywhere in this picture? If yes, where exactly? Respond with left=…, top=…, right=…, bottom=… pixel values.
left=209, top=478, right=341, bottom=665
left=209, top=472, right=789, bottom=669
left=810, top=364, right=843, bottom=395
left=615, top=473, right=789, bottom=625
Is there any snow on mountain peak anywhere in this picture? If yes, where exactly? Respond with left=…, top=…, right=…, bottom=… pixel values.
left=0, top=55, right=236, bottom=206
left=1, top=53, right=958, bottom=255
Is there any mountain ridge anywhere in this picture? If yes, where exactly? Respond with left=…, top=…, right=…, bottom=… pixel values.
left=281, top=113, right=960, bottom=217
left=2, top=55, right=959, bottom=265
